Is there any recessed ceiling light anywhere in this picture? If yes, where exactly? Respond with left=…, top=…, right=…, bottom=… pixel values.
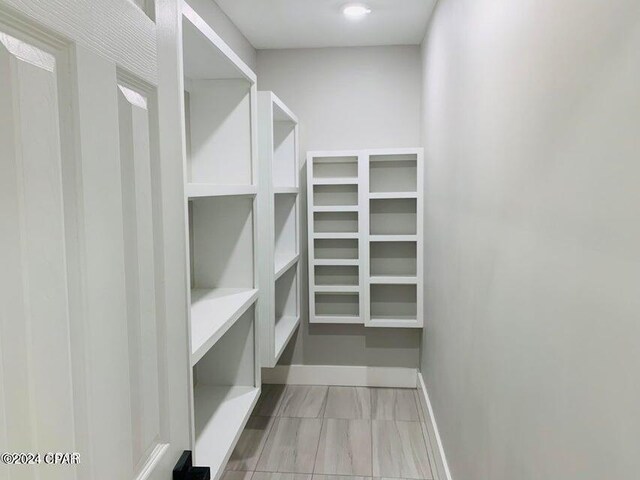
left=342, top=4, right=372, bottom=20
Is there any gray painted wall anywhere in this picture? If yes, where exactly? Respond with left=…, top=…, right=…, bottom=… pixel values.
left=257, top=46, right=423, bottom=367
left=420, top=0, right=640, bottom=479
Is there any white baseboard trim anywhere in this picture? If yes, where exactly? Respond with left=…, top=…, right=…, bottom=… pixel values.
left=417, top=372, right=453, bottom=480
left=262, top=364, right=418, bottom=388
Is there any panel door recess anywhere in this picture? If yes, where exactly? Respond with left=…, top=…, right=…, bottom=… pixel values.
left=0, top=2, right=190, bottom=479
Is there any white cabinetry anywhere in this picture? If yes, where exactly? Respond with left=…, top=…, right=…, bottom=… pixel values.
left=307, top=149, right=424, bottom=329
left=258, top=92, right=302, bottom=367
left=181, top=1, right=260, bottom=477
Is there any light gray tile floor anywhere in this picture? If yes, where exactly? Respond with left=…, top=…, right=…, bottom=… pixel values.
left=278, top=385, right=328, bottom=418
left=315, top=419, right=372, bottom=476
left=324, top=386, right=371, bottom=419
left=225, top=385, right=434, bottom=480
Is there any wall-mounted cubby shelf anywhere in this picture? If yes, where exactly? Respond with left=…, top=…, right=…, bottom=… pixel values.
left=307, top=148, right=424, bottom=329
left=181, top=1, right=260, bottom=477
left=257, top=92, right=302, bottom=368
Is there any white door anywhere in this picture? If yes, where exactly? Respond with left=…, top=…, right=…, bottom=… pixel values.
left=0, top=1, right=191, bottom=479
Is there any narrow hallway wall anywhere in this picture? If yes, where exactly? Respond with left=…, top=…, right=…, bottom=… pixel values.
left=420, top=1, right=640, bottom=479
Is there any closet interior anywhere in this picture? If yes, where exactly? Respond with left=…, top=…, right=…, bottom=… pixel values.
left=179, top=2, right=423, bottom=477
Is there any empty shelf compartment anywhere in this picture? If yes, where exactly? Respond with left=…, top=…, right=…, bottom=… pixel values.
left=370, top=284, right=417, bottom=321
left=275, top=267, right=299, bottom=356
left=370, top=241, right=417, bottom=277
left=314, top=211, right=358, bottom=234
left=275, top=194, right=297, bottom=262
left=313, top=155, right=358, bottom=179
left=315, top=293, right=360, bottom=317
left=313, top=184, right=358, bottom=207
left=189, top=196, right=255, bottom=293
left=184, top=81, right=252, bottom=186
left=194, top=385, right=259, bottom=477
left=315, top=265, right=359, bottom=286
left=273, top=121, right=297, bottom=189
left=193, top=310, right=258, bottom=473
left=314, top=238, right=359, bottom=260
left=370, top=198, right=417, bottom=235
left=190, top=288, right=259, bottom=365
left=369, top=154, right=417, bottom=193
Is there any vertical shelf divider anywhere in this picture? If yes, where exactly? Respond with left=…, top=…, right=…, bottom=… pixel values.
left=359, top=152, right=370, bottom=326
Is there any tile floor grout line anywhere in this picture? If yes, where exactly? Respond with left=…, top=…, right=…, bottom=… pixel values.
left=318, top=386, right=328, bottom=418
left=251, top=413, right=279, bottom=475
left=310, top=417, right=326, bottom=476
left=275, top=384, right=290, bottom=417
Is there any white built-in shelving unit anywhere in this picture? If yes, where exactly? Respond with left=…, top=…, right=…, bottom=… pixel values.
left=180, top=1, right=260, bottom=477
left=307, top=148, right=424, bottom=329
left=258, top=92, right=301, bottom=368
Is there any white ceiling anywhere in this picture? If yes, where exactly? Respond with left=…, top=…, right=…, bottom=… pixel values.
left=214, top=0, right=436, bottom=49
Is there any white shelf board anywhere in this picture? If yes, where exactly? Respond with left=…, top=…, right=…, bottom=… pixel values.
left=187, top=183, right=257, bottom=198
left=368, top=148, right=422, bottom=159
left=313, top=233, right=359, bottom=240
left=370, top=276, right=418, bottom=285
left=368, top=317, right=421, bottom=329
left=308, top=151, right=360, bottom=162
left=274, top=186, right=299, bottom=195
left=369, top=192, right=418, bottom=199
left=190, top=288, right=259, bottom=365
left=313, top=259, right=359, bottom=266
left=314, top=205, right=359, bottom=212
left=274, top=253, right=300, bottom=281
left=314, top=285, right=360, bottom=293
left=369, top=235, right=418, bottom=242
left=274, top=315, right=300, bottom=360
left=271, top=93, right=299, bottom=124
left=182, top=0, right=256, bottom=82
left=313, top=315, right=362, bottom=325
left=312, top=178, right=358, bottom=186
left=194, top=385, right=260, bottom=475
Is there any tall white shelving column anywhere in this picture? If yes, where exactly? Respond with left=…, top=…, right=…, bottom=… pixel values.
left=258, top=92, right=301, bottom=368
left=181, top=1, right=261, bottom=478
left=307, top=152, right=363, bottom=324
left=307, top=148, right=424, bottom=329
left=366, top=148, right=424, bottom=329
